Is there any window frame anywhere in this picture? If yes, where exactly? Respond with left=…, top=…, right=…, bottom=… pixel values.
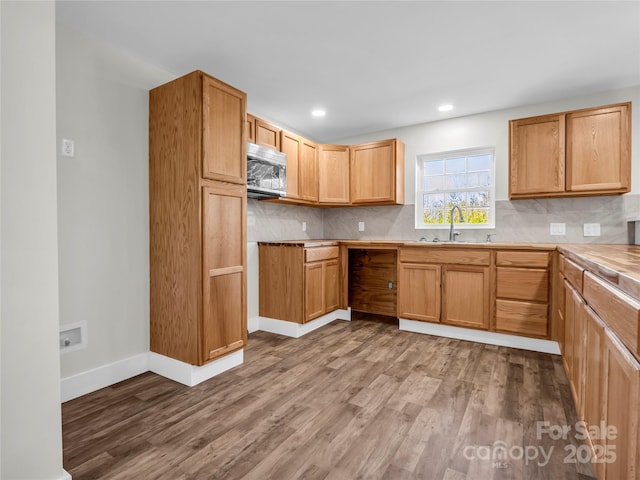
left=415, top=146, right=496, bottom=230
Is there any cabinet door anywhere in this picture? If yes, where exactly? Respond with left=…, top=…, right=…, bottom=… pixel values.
left=564, top=280, right=575, bottom=380
left=202, top=75, right=247, bottom=184
left=254, top=116, right=281, bottom=150
left=602, top=329, right=640, bottom=480
left=201, top=183, right=246, bottom=365
left=557, top=271, right=566, bottom=351
left=584, top=306, right=606, bottom=475
left=566, top=103, right=630, bottom=194
left=300, top=138, right=319, bottom=202
left=281, top=130, right=301, bottom=200
left=324, top=260, right=339, bottom=313
left=397, top=263, right=441, bottom=322
left=305, top=262, right=324, bottom=322
left=318, top=144, right=350, bottom=204
left=509, top=114, right=565, bottom=197
left=442, top=265, right=490, bottom=330
left=350, top=139, right=397, bottom=204
left=572, top=290, right=587, bottom=420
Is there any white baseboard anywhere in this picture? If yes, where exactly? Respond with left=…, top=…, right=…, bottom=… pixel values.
left=257, top=308, right=351, bottom=338
left=399, top=319, right=561, bottom=355
left=60, top=469, right=72, bottom=480
left=248, top=315, right=260, bottom=333
left=60, top=353, right=149, bottom=402
left=148, top=350, right=244, bottom=387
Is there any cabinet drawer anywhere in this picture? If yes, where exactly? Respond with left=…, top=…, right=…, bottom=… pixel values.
left=496, top=251, right=549, bottom=268
left=305, top=246, right=339, bottom=263
left=583, top=271, right=640, bottom=359
left=399, top=248, right=491, bottom=266
left=563, top=258, right=584, bottom=293
left=497, top=267, right=549, bottom=302
left=496, top=299, right=548, bottom=337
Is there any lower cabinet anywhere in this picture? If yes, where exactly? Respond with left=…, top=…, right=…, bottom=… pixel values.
left=397, top=248, right=490, bottom=330
left=600, top=329, right=640, bottom=480
left=559, top=251, right=640, bottom=479
left=259, top=243, right=339, bottom=324
left=495, top=250, right=550, bottom=338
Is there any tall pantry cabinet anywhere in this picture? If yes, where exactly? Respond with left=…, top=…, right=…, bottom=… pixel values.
left=149, top=70, right=247, bottom=366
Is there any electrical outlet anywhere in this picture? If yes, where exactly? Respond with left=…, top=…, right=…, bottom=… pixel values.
left=302, top=221, right=307, bottom=232
left=550, top=223, right=566, bottom=235
left=358, top=221, right=365, bottom=232
left=62, top=138, right=74, bottom=157
left=584, top=223, right=601, bottom=237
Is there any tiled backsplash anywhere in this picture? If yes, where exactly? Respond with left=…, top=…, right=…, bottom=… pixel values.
left=250, top=195, right=640, bottom=245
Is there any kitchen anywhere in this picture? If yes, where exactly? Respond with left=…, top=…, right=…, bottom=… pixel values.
left=2, top=2, right=640, bottom=480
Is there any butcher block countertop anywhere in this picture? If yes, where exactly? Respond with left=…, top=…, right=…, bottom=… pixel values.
left=257, top=240, right=557, bottom=250
left=559, top=244, right=640, bottom=302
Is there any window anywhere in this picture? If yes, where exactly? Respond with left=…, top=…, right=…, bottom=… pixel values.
left=415, top=147, right=495, bottom=229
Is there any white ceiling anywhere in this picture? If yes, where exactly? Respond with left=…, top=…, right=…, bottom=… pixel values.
left=56, top=1, right=640, bottom=143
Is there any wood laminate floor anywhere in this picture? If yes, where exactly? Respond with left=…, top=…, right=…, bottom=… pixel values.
left=62, top=317, right=596, bottom=480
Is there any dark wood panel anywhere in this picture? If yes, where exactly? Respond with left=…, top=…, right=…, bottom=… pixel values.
left=62, top=317, right=595, bottom=480
left=349, top=249, right=397, bottom=316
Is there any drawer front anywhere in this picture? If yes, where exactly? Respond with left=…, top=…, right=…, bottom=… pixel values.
left=497, top=267, right=549, bottom=302
left=583, top=271, right=640, bottom=359
left=305, top=246, right=339, bottom=263
left=563, top=258, right=584, bottom=293
left=496, top=299, right=549, bottom=337
left=496, top=250, right=550, bottom=268
left=399, top=248, right=491, bottom=266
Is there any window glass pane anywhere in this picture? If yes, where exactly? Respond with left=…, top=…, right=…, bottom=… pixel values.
left=424, top=175, right=444, bottom=191
left=445, top=157, right=465, bottom=174
left=423, top=209, right=445, bottom=224
left=445, top=173, right=466, bottom=189
left=424, top=160, right=444, bottom=176
left=467, top=172, right=480, bottom=188
left=423, top=193, right=444, bottom=209
left=446, top=191, right=465, bottom=207
left=468, top=154, right=491, bottom=172
left=468, top=191, right=490, bottom=207
left=467, top=208, right=490, bottom=224
left=480, top=172, right=492, bottom=187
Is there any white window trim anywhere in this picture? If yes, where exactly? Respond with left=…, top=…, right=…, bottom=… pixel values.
left=415, top=146, right=496, bottom=230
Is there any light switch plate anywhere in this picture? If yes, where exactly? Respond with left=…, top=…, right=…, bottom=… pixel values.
left=358, top=221, right=365, bottom=232
left=584, top=223, right=601, bottom=237
left=550, top=223, right=566, bottom=235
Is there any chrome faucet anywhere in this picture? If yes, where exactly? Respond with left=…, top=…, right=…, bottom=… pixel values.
left=449, top=205, right=464, bottom=242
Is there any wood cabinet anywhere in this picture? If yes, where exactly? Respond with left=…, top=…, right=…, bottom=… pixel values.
left=149, top=70, right=247, bottom=366
left=601, top=329, right=640, bottom=480
left=258, top=244, right=340, bottom=324
left=559, top=249, right=640, bottom=478
left=351, top=139, right=404, bottom=205
left=299, top=138, right=319, bottom=202
left=247, top=114, right=281, bottom=150
left=319, top=144, right=350, bottom=204
left=509, top=102, right=631, bottom=199
left=397, top=247, right=490, bottom=330
left=280, top=130, right=301, bottom=200
left=495, top=250, right=550, bottom=338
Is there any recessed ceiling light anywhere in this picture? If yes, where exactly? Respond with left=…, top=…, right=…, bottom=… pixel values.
left=311, top=109, right=326, bottom=117
left=438, top=104, right=454, bottom=112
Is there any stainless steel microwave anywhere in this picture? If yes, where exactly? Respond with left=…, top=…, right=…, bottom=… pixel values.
left=246, top=142, right=287, bottom=199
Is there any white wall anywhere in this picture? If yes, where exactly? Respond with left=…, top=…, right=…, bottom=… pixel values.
left=1, top=2, right=65, bottom=478
left=56, top=26, right=173, bottom=379
left=332, top=85, right=640, bottom=203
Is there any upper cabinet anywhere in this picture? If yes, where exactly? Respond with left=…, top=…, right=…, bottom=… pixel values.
left=509, top=102, right=631, bottom=199
left=318, top=144, right=350, bottom=204
left=350, top=139, right=405, bottom=205
left=247, top=114, right=281, bottom=150
left=248, top=114, right=405, bottom=207
left=202, top=76, right=247, bottom=184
